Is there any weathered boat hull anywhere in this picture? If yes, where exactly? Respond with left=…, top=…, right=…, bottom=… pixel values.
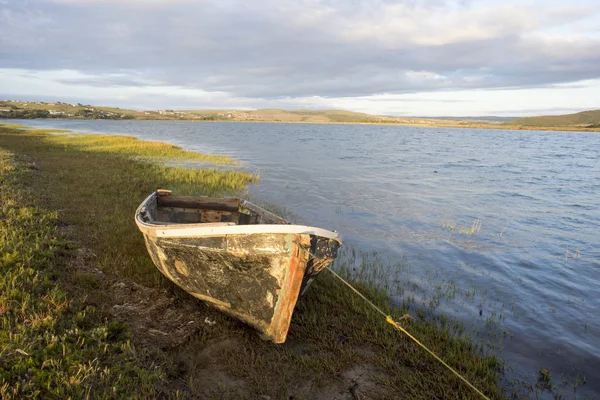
left=135, top=191, right=340, bottom=343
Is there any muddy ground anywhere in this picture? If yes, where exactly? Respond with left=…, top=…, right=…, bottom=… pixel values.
left=64, top=247, right=382, bottom=399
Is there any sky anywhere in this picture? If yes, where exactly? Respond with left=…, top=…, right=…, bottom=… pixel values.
left=1, top=0, right=599, bottom=117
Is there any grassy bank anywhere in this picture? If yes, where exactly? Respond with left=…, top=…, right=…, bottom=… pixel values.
left=0, top=123, right=504, bottom=399
left=0, top=146, right=166, bottom=398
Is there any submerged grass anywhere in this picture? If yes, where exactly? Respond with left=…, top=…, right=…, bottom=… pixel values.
left=0, top=123, right=504, bottom=399
left=440, top=218, right=482, bottom=236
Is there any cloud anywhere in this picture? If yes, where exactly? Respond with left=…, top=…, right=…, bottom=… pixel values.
left=42, top=0, right=199, bottom=4
left=3, top=68, right=600, bottom=117
left=0, top=0, right=599, bottom=114
left=49, top=70, right=166, bottom=88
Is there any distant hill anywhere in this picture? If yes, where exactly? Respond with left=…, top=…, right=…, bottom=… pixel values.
left=178, top=108, right=464, bottom=124
left=178, top=109, right=391, bottom=123
left=1, top=100, right=598, bottom=131
left=0, top=100, right=477, bottom=125
left=0, top=100, right=137, bottom=120
left=508, top=109, right=600, bottom=128
left=429, top=116, right=518, bottom=122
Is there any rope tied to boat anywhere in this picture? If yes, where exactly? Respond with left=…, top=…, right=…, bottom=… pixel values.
left=326, top=268, right=491, bottom=400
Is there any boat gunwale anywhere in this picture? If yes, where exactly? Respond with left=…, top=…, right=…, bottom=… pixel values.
left=135, top=191, right=341, bottom=242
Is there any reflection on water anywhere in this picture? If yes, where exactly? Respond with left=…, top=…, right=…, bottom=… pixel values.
left=14, top=119, right=600, bottom=398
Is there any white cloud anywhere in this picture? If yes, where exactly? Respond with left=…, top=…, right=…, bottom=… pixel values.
left=327, top=3, right=538, bottom=47
left=2, top=68, right=599, bottom=116
left=43, top=0, right=198, bottom=4
left=1, top=0, right=599, bottom=115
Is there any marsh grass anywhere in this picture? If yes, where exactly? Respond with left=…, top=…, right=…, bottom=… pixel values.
left=48, top=132, right=237, bottom=165
left=0, top=123, right=504, bottom=399
left=0, top=123, right=34, bottom=130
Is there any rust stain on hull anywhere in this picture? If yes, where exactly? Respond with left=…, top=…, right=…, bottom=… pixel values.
left=267, top=234, right=311, bottom=343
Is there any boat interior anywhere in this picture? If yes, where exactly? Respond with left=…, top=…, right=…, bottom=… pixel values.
left=139, top=191, right=288, bottom=226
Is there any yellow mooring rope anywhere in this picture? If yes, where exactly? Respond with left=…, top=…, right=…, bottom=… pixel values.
left=327, top=268, right=490, bottom=400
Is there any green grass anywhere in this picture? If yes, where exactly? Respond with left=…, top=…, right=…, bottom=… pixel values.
left=0, top=123, right=504, bottom=399
left=0, top=123, right=34, bottom=130
left=509, top=109, right=600, bottom=127
left=47, top=132, right=238, bottom=165
left=0, top=125, right=256, bottom=285
left=0, top=148, right=168, bottom=399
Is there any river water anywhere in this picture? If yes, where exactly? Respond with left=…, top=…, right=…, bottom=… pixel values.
left=10, top=119, right=600, bottom=398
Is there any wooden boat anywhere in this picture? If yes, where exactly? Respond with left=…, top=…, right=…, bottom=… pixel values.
left=135, top=189, right=341, bottom=343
